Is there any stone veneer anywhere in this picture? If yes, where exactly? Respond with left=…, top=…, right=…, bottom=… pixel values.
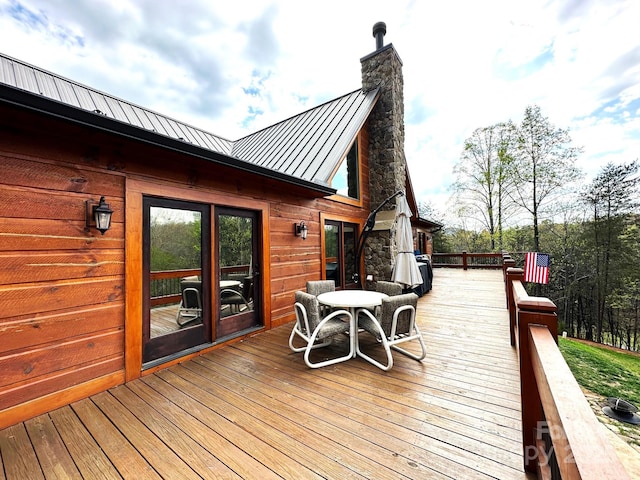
left=360, top=35, right=407, bottom=281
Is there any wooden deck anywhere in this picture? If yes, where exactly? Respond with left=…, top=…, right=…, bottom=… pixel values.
left=0, top=269, right=533, bottom=479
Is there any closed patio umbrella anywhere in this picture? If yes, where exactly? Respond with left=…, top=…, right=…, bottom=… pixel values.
left=391, top=195, right=423, bottom=288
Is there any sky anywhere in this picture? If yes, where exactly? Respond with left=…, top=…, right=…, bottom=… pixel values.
left=1, top=0, right=639, bottom=223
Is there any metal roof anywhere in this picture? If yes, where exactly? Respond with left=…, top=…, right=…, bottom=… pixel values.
left=232, top=88, right=379, bottom=185
left=0, top=53, right=379, bottom=193
left=0, top=54, right=234, bottom=155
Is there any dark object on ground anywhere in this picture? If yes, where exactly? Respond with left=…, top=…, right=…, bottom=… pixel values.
left=603, top=397, right=640, bottom=425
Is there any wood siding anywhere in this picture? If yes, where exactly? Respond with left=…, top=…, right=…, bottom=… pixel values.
left=0, top=104, right=371, bottom=425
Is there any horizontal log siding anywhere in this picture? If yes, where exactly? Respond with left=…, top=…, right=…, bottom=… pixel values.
left=268, top=128, right=369, bottom=327
left=0, top=125, right=126, bottom=414
left=0, top=105, right=371, bottom=419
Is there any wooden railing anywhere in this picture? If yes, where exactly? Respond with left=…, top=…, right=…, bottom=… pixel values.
left=431, top=251, right=503, bottom=269
left=149, top=265, right=250, bottom=307
left=503, top=255, right=629, bottom=479
left=150, top=268, right=201, bottom=306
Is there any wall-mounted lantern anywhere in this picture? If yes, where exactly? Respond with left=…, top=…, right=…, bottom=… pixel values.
left=295, top=221, right=308, bottom=240
left=85, top=196, right=113, bottom=235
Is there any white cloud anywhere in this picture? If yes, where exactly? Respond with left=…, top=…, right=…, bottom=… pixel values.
left=0, top=0, right=638, bottom=224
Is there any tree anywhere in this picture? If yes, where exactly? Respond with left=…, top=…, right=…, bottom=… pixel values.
left=582, top=160, right=639, bottom=343
left=452, top=122, right=517, bottom=250
left=612, top=223, right=640, bottom=350
left=416, top=200, right=442, bottom=223
left=150, top=215, right=202, bottom=271
left=510, top=105, right=582, bottom=252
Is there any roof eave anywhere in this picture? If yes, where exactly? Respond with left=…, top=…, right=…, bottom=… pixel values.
left=0, top=84, right=337, bottom=196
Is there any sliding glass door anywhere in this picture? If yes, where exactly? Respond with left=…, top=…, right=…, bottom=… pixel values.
left=141, top=196, right=263, bottom=365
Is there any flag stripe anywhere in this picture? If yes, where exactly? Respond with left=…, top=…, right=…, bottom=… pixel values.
left=524, top=252, right=550, bottom=284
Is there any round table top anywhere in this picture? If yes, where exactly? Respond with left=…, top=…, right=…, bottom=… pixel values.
left=317, top=290, right=388, bottom=309
left=220, top=280, right=242, bottom=288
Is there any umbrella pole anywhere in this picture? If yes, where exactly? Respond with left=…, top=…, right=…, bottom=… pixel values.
left=352, top=190, right=404, bottom=288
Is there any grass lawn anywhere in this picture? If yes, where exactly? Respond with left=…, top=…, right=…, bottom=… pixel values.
left=559, top=337, right=640, bottom=406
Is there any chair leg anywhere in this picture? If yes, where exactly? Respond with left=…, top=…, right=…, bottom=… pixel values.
left=357, top=326, right=426, bottom=370
left=356, top=338, right=393, bottom=371
left=288, top=325, right=331, bottom=353
left=390, top=326, right=427, bottom=361
left=304, top=336, right=354, bottom=368
left=355, top=319, right=393, bottom=371
left=302, top=315, right=355, bottom=368
left=391, top=340, right=427, bottom=361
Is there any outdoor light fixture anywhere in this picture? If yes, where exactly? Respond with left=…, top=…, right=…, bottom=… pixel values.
left=85, top=196, right=113, bottom=235
left=295, top=221, right=308, bottom=240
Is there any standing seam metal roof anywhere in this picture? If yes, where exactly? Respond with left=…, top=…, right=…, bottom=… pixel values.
left=0, top=52, right=379, bottom=190
left=232, top=88, right=378, bottom=185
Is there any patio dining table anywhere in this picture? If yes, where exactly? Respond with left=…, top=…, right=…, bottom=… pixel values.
left=317, top=290, right=389, bottom=358
left=220, top=280, right=242, bottom=289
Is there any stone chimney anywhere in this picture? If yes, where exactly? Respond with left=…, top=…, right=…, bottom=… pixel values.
left=361, top=22, right=407, bottom=281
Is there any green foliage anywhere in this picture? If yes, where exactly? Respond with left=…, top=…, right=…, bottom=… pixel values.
left=452, top=122, right=518, bottom=250
left=324, top=223, right=339, bottom=258
left=501, top=225, right=534, bottom=253
left=511, top=105, right=583, bottom=252
left=559, top=338, right=640, bottom=406
left=218, top=215, right=253, bottom=267
left=150, top=216, right=202, bottom=271
left=432, top=228, right=453, bottom=253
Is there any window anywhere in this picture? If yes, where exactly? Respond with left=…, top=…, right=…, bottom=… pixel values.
left=324, top=219, right=358, bottom=289
left=330, top=140, right=360, bottom=200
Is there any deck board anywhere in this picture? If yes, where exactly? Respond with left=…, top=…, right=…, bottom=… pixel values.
left=48, top=405, right=122, bottom=480
left=24, top=414, right=82, bottom=479
left=0, top=269, right=533, bottom=479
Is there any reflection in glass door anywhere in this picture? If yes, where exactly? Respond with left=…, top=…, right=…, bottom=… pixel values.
left=324, top=220, right=358, bottom=289
left=143, top=197, right=211, bottom=365
left=216, top=207, right=261, bottom=339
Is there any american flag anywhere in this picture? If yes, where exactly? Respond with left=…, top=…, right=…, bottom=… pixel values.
left=524, top=252, right=550, bottom=284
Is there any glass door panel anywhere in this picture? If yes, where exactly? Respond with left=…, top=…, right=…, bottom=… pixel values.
left=143, top=197, right=211, bottom=364
left=324, top=220, right=359, bottom=289
left=216, top=207, right=261, bottom=339
left=344, top=223, right=357, bottom=286
left=325, top=222, right=340, bottom=287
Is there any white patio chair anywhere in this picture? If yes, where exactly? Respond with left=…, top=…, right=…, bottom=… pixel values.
left=306, top=280, right=335, bottom=296
left=374, top=280, right=403, bottom=296
left=306, top=279, right=335, bottom=315
left=289, top=291, right=354, bottom=368
left=356, top=292, right=426, bottom=370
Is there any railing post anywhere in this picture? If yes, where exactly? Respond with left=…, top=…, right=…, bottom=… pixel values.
left=506, top=267, right=524, bottom=346
left=462, top=251, right=468, bottom=270
left=516, top=291, right=557, bottom=474
left=503, top=256, right=516, bottom=308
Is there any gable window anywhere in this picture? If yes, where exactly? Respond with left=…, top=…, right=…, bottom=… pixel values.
left=330, top=140, right=360, bottom=200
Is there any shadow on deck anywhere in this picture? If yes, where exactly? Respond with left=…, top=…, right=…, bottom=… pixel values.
left=0, top=269, right=533, bottom=479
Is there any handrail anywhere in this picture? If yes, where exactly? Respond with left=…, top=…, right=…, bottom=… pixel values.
left=504, top=260, right=630, bottom=479
left=150, top=268, right=201, bottom=281
left=530, top=325, right=629, bottom=479
left=149, top=266, right=250, bottom=307
left=431, top=251, right=503, bottom=270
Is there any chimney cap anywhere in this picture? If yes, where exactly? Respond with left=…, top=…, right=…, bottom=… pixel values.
left=373, top=22, right=386, bottom=50
left=373, top=21, right=386, bottom=37
left=373, top=22, right=387, bottom=37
